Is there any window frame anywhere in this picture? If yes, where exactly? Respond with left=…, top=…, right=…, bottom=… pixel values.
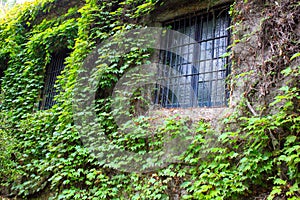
left=155, top=5, right=231, bottom=108
left=39, top=51, right=68, bottom=110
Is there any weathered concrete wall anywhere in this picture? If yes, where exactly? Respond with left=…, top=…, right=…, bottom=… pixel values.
left=152, top=0, right=232, bottom=22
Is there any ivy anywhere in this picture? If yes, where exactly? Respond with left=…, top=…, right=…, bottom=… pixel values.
left=0, top=0, right=299, bottom=199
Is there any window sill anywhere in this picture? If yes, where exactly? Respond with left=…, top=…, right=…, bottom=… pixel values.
left=147, top=106, right=227, bottom=122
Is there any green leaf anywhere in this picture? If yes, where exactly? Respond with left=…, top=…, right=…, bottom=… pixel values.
left=274, top=178, right=286, bottom=185
left=290, top=52, right=300, bottom=61
left=87, top=172, right=96, bottom=180
left=180, top=181, right=191, bottom=188
left=285, top=135, right=297, bottom=145
left=281, top=67, right=292, bottom=75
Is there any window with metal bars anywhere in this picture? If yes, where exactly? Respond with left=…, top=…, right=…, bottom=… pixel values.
left=0, top=69, right=3, bottom=100
left=39, top=52, right=67, bottom=110
left=0, top=68, right=4, bottom=90
left=155, top=6, right=230, bottom=108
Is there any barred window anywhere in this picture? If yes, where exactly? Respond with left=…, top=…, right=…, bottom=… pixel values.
left=39, top=52, right=67, bottom=110
left=0, top=72, right=3, bottom=101
left=155, top=7, right=230, bottom=108
left=0, top=67, right=4, bottom=90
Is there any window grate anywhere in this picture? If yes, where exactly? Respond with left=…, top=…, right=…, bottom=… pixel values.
left=155, top=6, right=230, bottom=108
left=39, top=53, right=66, bottom=110
left=0, top=68, right=4, bottom=91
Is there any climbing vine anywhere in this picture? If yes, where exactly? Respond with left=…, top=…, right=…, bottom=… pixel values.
left=0, top=0, right=299, bottom=199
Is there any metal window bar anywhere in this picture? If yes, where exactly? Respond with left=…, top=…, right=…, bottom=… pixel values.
left=39, top=53, right=67, bottom=110
left=155, top=6, right=230, bottom=108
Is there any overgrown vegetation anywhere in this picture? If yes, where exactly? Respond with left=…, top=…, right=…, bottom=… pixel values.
left=0, top=0, right=299, bottom=199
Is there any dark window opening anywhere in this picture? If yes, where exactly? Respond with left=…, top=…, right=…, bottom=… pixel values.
left=155, top=6, right=230, bottom=108
left=0, top=70, right=3, bottom=103
left=0, top=68, right=4, bottom=90
left=39, top=52, right=68, bottom=110
left=0, top=56, right=8, bottom=95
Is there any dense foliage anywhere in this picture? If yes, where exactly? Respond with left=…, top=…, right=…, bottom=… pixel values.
left=0, top=0, right=299, bottom=199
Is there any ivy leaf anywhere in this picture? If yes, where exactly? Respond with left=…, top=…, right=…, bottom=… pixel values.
left=290, top=52, right=300, bottom=61
left=181, top=181, right=191, bottom=188
left=274, top=178, right=286, bottom=185
left=285, top=135, right=297, bottom=145
left=87, top=172, right=96, bottom=180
